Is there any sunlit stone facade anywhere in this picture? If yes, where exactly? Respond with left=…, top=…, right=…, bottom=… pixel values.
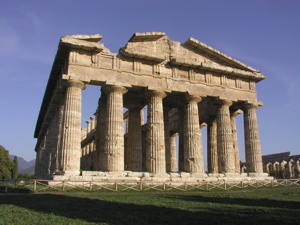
left=34, top=32, right=272, bottom=182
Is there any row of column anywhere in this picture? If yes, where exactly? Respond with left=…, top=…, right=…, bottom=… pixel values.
left=207, top=101, right=263, bottom=174
left=56, top=79, right=263, bottom=176
left=264, top=160, right=300, bottom=179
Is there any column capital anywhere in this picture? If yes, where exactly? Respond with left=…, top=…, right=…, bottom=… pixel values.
left=102, top=85, right=128, bottom=94
left=63, top=79, right=87, bottom=90
left=126, top=103, right=145, bottom=110
left=243, top=102, right=260, bottom=110
left=185, top=94, right=202, bottom=103
left=144, top=90, right=167, bottom=99
left=231, top=109, right=243, bottom=118
left=215, top=99, right=232, bottom=107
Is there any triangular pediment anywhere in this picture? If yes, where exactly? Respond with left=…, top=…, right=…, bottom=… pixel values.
left=120, top=32, right=265, bottom=80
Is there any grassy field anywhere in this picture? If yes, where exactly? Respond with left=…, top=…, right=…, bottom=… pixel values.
left=1, top=187, right=300, bottom=225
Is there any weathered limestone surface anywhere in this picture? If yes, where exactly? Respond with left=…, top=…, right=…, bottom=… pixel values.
left=102, top=85, right=127, bottom=172
left=207, top=120, right=218, bottom=174
left=34, top=32, right=271, bottom=182
left=126, top=104, right=143, bottom=171
left=184, top=95, right=204, bottom=174
left=145, top=90, right=167, bottom=174
left=59, top=80, right=86, bottom=175
left=216, top=100, right=235, bottom=173
left=231, top=110, right=242, bottom=173
left=243, top=103, right=263, bottom=173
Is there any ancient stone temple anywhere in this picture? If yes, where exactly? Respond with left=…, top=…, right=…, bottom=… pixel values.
left=34, top=32, right=272, bottom=182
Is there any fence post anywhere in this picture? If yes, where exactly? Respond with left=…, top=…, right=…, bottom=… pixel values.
left=115, top=182, right=118, bottom=191
left=89, top=181, right=92, bottom=191
left=140, top=182, right=142, bottom=191
left=62, top=181, right=65, bottom=192
left=33, top=180, right=37, bottom=192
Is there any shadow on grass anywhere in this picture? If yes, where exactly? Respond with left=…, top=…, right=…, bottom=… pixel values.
left=0, top=185, right=32, bottom=193
left=166, top=194, right=300, bottom=210
left=1, top=193, right=299, bottom=225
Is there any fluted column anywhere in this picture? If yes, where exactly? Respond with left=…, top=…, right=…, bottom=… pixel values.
left=295, top=160, right=300, bottom=178
left=231, top=110, right=242, bottom=173
left=90, top=117, right=96, bottom=130
left=216, top=100, right=235, bottom=173
left=102, top=85, right=127, bottom=172
left=96, top=91, right=107, bottom=171
left=55, top=93, right=65, bottom=172
left=170, top=133, right=178, bottom=172
left=207, top=120, right=218, bottom=173
left=145, top=90, right=167, bottom=174
left=243, top=103, right=263, bottom=173
left=85, top=121, right=91, bottom=154
left=60, top=79, right=86, bottom=175
left=184, top=95, right=204, bottom=173
left=126, top=104, right=143, bottom=171
left=178, top=106, right=185, bottom=172
left=164, top=106, right=172, bottom=172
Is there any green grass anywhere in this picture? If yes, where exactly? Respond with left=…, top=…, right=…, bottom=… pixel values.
left=1, top=187, right=300, bottom=225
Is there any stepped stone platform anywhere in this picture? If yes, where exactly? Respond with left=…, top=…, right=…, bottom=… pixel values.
left=51, top=172, right=273, bottom=184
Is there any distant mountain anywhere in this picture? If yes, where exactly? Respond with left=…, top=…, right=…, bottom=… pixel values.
left=9, top=155, right=35, bottom=174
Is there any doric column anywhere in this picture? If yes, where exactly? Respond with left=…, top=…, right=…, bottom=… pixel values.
left=126, top=104, right=143, bottom=171
left=295, top=160, right=300, bottom=178
left=287, top=160, right=293, bottom=178
left=96, top=91, right=107, bottom=171
left=85, top=120, right=91, bottom=155
left=207, top=120, right=218, bottom=173
left=90, top=117, right=96, bottom=130
left=243, top=103, right=263, bottom=173
left=178, top=106, right=185, bottom=172
left=102, top=85, right=128, bottom=172
left=184, top=95, right=204, bottom=173
left=55, top=94, right=65, bottom=172
left=87, top=120, right=91, bottom=133
left=60, top=79, right=86, bottom=175
left=170, top=133, right=178, bottom=172
left=163, top=106, right=172, bottom=172
left=140, top=107, right=145, bottom=125
left=145, top=90, right=167, bottom=174
left=231, top=110, right=242, bottom=173
left=216, top=99, right=235, bottom=173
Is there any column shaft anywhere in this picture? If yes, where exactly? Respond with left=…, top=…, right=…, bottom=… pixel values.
left=178, top=106, right=185, bottom=172
left=231, top=110, right=241, bottom=173
left=126, top=105, right=143, bottom=171
left=170, top=133, right=178, bottom=172
left=146, top=90, right=167, bottom=174
left=60, top=80, right=85, bottom=175
left=184, top=95, right=204, bottom=173
left=207, top=120, right=218, bottom=173
left=102, top=85, right=127, bottom=172
left=244, top=103, right=263, bottom=173
left=216, top=100, right=235, bottom=173
left=164, top=107, right=171, bottom=172
left=96, top=91, right=107, bottom=171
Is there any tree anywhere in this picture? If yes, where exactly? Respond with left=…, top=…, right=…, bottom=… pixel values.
left=0, top=145, right=14, bottom=179
left=12, top=156, right=18, bottom=179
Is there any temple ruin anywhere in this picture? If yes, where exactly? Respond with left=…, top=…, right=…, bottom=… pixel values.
left=34, top=32, right=273, bottom=182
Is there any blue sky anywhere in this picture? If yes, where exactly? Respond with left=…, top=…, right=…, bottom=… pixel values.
left=0, top=0, right=299, bottom=162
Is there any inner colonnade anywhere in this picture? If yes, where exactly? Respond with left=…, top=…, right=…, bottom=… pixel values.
left=34, top=32, right=271, bottom=182
left=81, top=87, right=262, bottom=175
